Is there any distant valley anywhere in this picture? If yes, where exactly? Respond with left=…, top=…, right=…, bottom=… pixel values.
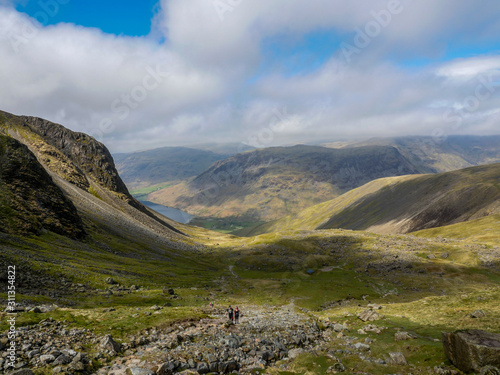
left=114, top=143, right=254, bottom=191
left=116, top=135, right=500, bottom=233
left=146, top=144, right=419, bottom=223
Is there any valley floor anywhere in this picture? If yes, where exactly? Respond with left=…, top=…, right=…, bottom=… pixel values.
left=1, top=227, right=500, bottom=374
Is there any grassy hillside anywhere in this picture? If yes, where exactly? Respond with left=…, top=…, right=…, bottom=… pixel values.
left=256, top=163, right=500, bottom=236
left=1, top=225, right=499, bottom=374
left=414, top=213, right=500, bottom=246
left=322, top=135, right=500, bottom=173
left=148, top=144, right=420, bottom=223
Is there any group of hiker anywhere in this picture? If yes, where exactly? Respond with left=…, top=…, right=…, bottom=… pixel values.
left=208, top=302, right=242, bottom=324
left=226, top=305, right=240, bottom=324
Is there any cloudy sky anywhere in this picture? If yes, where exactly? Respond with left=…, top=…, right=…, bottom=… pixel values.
left=1, top=0, right=500, bottom=152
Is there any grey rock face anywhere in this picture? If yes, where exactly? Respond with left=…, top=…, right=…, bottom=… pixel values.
left=100, top=334, right=122, bottom=354
left=442, top=330, right=500, bottom=373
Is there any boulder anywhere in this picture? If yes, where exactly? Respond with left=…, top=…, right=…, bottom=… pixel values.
left=288, top=348, right=305, bottom=359
left=99, top=334, right=122, bottom=354
left=39, top=354, right=55, bottom=364
left=479, top=366, right=500, bottom=375
left=157, top=362, right=177, bottom=375
left=196, top=362, right=209, bottom=374
left=442, top=330, right=500, bottom=373
left=53, top=354, right=72, bottom=365
left=126, top=368, right=155, bottom=375
left=395, top=331, right=414, bottom=341
left=357, top=309, right=382, bottom=322
left=480, top=366, right=500, bottom=375
left=333, top=323, right=348, bottom=332
left=388, top=352, right=408, bottom=365
left=354, top=342, right=370, bottom=351
left=471, top=310, right=486, bottom=318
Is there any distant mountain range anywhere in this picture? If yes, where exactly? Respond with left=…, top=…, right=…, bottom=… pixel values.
left=124, top=134, right=500, bottom=226
left=322, top=135, right=500, bottom=173
left=147, top=144, right=420, bottom=221
left=114, top=143, right=254, bottom=190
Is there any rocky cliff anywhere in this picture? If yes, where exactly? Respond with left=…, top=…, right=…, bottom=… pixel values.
left=0, top=110, right=186, bottom=239
left=0, top=134, right=85, bottom=238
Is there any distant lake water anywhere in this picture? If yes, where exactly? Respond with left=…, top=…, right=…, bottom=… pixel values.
left=141, top=201, right=193, bottom=224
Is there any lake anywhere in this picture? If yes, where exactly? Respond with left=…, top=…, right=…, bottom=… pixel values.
left=141, top=201, right=193, bottom=224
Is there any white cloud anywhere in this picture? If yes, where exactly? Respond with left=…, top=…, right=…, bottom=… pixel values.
left=0, top=1, right=499, bottom=153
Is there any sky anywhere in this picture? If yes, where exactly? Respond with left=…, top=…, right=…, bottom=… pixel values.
left=1, top=0, right=500, bottom=153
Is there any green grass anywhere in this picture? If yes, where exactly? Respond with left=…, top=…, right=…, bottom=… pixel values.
left=1, top=219, right=499, bottom=375
left=415, top=213, right=500, bottom=246
left=190, top=217, right=266, bottom=234
left=130, top=182, right=178, bottom=200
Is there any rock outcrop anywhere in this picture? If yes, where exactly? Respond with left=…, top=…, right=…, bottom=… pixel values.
left=442, top=330, right=500, bottom=373
left=0, top=134, right=85, bottom=238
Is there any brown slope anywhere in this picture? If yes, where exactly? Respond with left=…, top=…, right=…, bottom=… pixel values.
left=258, top=163, right=500, bottom=235
left=149, top=144, right=420, bottom=222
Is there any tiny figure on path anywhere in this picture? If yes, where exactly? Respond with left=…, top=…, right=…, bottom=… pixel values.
left=234, top=306, right=240, bottom=324
left=227, top=305, right=234, bottom=322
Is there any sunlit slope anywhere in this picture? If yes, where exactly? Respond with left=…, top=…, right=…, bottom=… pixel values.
left=255, top=163, right=500, bottom=235
left=149, top=144, right=420, bottom=222
left=414, top=213, right=500, bottom=246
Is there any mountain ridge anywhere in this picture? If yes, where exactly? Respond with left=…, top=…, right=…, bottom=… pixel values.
left=253, top=162, right=500, bottom=235
left=322, top=135, right=500, bottom=173
left=0, top=110, right=187, bottom=238
left=148, top=144, right=421, bottom=222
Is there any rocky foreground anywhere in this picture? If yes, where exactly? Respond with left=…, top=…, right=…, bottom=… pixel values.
left=2, top=303, right=500, bottom=375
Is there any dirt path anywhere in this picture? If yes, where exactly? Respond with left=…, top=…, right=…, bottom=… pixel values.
left=228, top=265, right=239, bottom=278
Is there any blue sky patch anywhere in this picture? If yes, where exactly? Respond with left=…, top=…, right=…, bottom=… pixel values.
left=16, top=0, right=159, bottom=36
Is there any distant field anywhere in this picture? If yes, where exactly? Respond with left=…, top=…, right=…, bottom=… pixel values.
left=189, top=216, right=265, bottom=234
left=129, top=182, right=179, bottom=200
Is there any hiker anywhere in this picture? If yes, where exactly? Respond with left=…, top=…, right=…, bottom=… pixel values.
left=234, top=306, right=240, bottom=324
left=227, top=305, right=234, bottom=322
